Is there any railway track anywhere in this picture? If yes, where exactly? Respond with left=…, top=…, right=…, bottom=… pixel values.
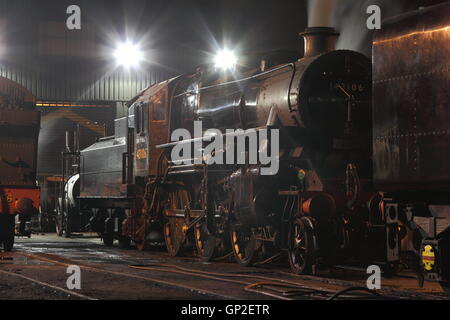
left=0, top=268, right=97, bottom=300
left=2, top=246, right=447, bottom=300
left=1, top=252, right=237, bottom=300
left=0, top=250, right=371, bottom=300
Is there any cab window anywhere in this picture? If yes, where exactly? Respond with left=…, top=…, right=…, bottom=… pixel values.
left=151, top=91, right=166, bottom=122
left=134, top=103, right=141, bottom=133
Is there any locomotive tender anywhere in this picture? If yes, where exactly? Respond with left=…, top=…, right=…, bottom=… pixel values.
left=59, top=2, right=450, bottom=285
left=373, top=2, right=450, bottom=284
left=0, top=77, right=40, bottom=250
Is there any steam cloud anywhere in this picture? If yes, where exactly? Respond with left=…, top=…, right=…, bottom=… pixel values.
left=308, top=0, right=336, bottom=27
left=307, top=0, right=415, bottom=56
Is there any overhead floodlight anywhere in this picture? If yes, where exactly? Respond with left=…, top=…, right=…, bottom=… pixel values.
left=114, top=41, right=144, bottom=68
left=214, top=49, right=237, bottom=71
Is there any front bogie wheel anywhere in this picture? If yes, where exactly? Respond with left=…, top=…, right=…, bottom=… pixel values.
left=288, top=217, right=316, bottom=275
left=195, top=222, right=218, bottom=261
left=230, top=226, right=257, bottom=267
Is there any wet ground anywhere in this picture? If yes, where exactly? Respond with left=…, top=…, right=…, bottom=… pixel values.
left=0, top=233, right=448, bottom=300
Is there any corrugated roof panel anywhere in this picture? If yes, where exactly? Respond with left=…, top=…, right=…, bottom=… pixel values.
left=0, top=61, right=169, bottom=102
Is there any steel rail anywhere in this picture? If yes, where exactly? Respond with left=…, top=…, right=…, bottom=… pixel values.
left=11, top=252, right=238, bottom=300
left=15, top=251, right=321, bottom=300
left=129, top=263, right=334, bottom=293
left=128, top=264, right=334, bottom=300
left=0, top=269, right=97, bottom=300
left=14, top=251, right=444, bottom=300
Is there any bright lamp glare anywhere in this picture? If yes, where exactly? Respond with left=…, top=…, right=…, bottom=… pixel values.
left=214, top=49, right=237, bottom=71
left=114, top=42, right=143, bottom=68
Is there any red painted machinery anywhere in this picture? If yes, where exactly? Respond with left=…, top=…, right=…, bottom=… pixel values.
left=0, top=77, right=40, bottom=251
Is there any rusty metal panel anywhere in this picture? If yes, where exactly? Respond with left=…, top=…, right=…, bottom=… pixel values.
left=0, top=128, right=39, bottom=187
left=0, top=76, right=39, bottom=188
left=373, top=3, right=450, bottom=190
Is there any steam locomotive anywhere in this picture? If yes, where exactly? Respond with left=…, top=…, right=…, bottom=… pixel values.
left=58, top=2, right=450, bottom=285
left=0, top=77, right=40, bottom=251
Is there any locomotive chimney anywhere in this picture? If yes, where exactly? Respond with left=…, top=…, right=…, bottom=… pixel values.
left=300, top=27, right=339, bottom=57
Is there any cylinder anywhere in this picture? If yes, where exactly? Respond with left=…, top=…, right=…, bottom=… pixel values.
left=302, top=193, right=336, bottom=218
